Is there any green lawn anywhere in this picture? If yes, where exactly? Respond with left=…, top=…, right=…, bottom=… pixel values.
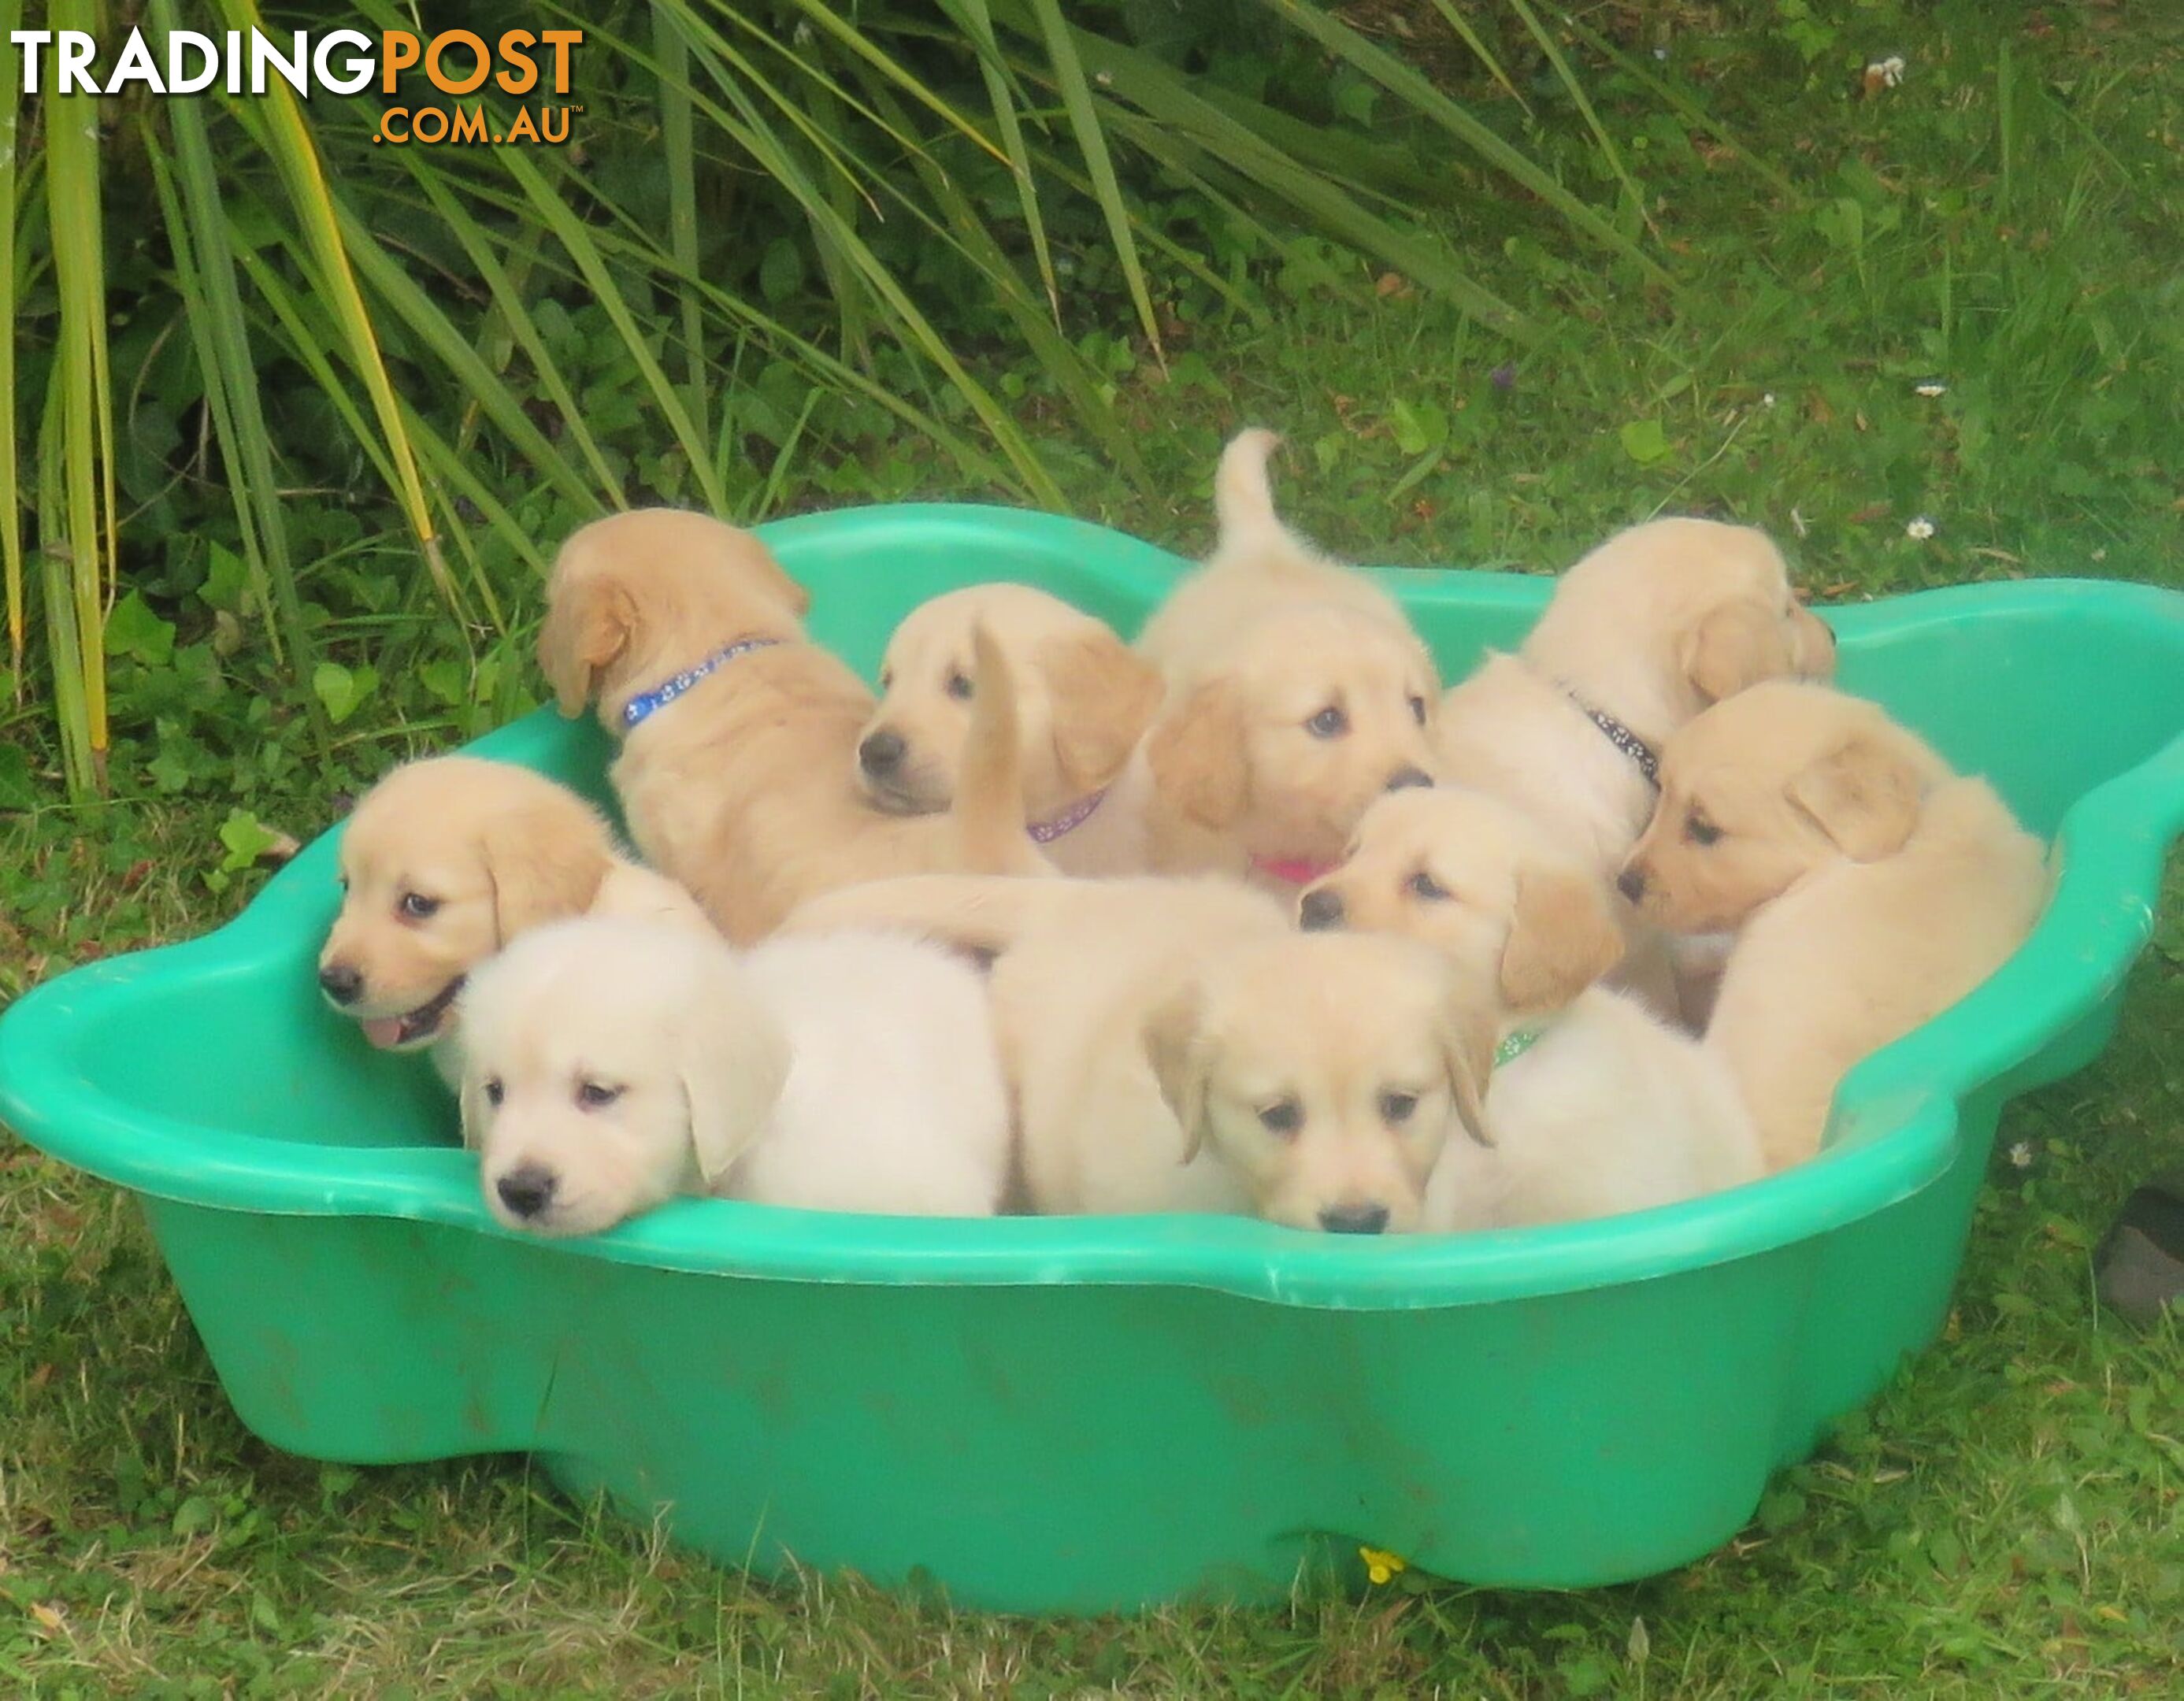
left=4, top=4, right=2183, bottom=1694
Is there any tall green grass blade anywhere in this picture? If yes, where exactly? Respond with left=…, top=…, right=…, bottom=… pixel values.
left=402, top=168, right=622, bottom=505
left=34, top=369, right=91, bottom=793
left=215, top=0, right=453, bottom=608
left=939, top=0, right=1063, bottom=320
left=0, top=5, right=21, bottom=701
left=43, top=0, right=111, bottom=789
left=1419, top=0, right=1533, bottom=114
left=1500, top=0, right=1654, bottom=239
left=1255, top=0, right=1674, bottom=287
left=1023, top=0, right=1168, bottom=369
left=1548, top=9, right=1799, bottom=204
left=1041, top=29, right=1530, bottom=336
left=496, top=147, right=727, bottom=512
left=329, top=205, right=605, bottom=520
left=654, top=3, right=710, bottom=454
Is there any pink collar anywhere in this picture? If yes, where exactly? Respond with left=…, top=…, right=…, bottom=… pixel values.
left=1251, top=854, right=1340, bottom=886
left=1028, top=788, right=1107, bottom=845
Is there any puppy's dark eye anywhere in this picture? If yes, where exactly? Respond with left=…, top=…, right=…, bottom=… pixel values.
left=1305, top=706, right=1348, bottom=739
left=1258, top=1099, right=1303, bottom=1137
left=575, top=1080, right=624, bottom=1110
left=399, top=891, right=441, bottom=921
left=1408, top=695, right=1428, bottom=726
left=1379, top=1091, right=1418, bottom=1124
left=1407, top=869, right=1450, bottom=902
left=483, top=1078, right=504, bottom=1108
left=945, top=670, right=974, bottom=702
left=1685, top=814, right=1722, bottom=847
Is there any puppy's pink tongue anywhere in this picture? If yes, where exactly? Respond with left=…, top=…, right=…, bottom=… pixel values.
left=361, top=1016, right=409, bottom=1050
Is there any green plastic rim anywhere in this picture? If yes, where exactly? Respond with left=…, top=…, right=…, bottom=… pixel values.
left=3, top=506, right=2182, bottom=1310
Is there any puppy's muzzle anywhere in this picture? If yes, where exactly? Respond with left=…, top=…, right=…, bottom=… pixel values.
left=319, top=962, right=364, bottom=1006
left=497, top=1164, right=558, bottom=1221
left=1298, top=888, right=1344, bottom=931
left=1385, top=766, right=1433, bottom=793
left=858, top=728, right=907, bottom=780
left=1318, top=1202, right=1391, bottom=1235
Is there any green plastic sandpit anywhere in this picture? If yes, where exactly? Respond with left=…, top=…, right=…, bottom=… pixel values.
left=3, top=505, right=2182, bottom=1614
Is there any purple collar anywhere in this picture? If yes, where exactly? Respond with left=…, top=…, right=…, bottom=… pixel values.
left=1028, top=788, right=1107, bottom=844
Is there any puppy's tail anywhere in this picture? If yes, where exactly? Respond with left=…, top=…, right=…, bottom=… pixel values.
left=781, top=874, right=1051, bottom=958
left=1212, top=428, right=1329, bottom=573
left=949, top=622, right=1054, bottom=876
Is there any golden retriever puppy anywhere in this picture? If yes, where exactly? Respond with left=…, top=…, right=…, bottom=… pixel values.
left=1619, top=682, right=2050, bottom=1169
left=537, top=508, right=1051, bottom=943
left=1297, top=787, right=1763, bottom=1227
left=456, top=916, right=1012, bottom=1236
left=1142, top=602, right=1440, bottom=891
left=1135, top=428, right=1421, bottom=683
left=783, top=873, right=1492, bottom=1232
left=1435, top=517, right=1838, bottom=1021
left=854, top=583, right=1166, bottom=874
left=317, top=756, right=710, bottom=1082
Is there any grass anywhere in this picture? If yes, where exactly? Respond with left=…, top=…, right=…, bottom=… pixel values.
left=4, top=2, right=2184, bottom=1693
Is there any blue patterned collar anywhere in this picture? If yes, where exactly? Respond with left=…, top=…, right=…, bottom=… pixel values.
left=620, top=636, right=783, bottom=731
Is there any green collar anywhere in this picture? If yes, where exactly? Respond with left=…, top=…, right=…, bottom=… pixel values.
left=1494, top=1027, right=1546, bottom=1069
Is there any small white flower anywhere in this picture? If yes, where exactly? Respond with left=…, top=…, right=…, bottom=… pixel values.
left=2092, top=547, right=2108, bottom=562
left=1095, top=69, right=1114, bottom=87
left=792, top=20, right=814, bottom=45
left=1762, top=392, right=1776, bottom=408
left=1867, top=55, right=1907, bottom=88
left=2008, top=1141, right=2033, bottom=1169
left=1906, top=516, right=1937, bottom=540
left=1915, top=381, right=1948, bottom=398
left=1653, top=47, right=1669, bottom=61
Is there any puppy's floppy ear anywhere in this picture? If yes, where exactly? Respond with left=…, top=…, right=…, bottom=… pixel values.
left=1142, top=978, right=1211, bottom=1163
left=538, top=565, right=636, bottom=717
left=480, top=794, right=615, bottom=942
left=1682, top=598, right=1789, bottom=706
left=677, top=954, right=792, bottom=1188
left=1499, top=866, right=1626, bottom=1017
left=1041, top=628, right=1165, bottom=796
left=1786, top=728, right=1926, bottom=862
left=1145, top=680, right=1251, bottom=829
left=1434, top=980, right=1496, bottom=1150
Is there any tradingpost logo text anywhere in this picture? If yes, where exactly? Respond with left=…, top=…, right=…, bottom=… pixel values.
left=10, top=27, right=584, bottom=146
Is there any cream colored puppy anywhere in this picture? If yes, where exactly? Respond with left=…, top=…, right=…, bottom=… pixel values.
left=317, top=756, right=711, bottom=1084
left=537, top=508, right=1050, bottom=943
left=1436, top=517, right=1838, bottom=1021
left=1143, top=603, right=1439, bottom=891
left=456, top=917, right=1011, bottom=1236
left=1135, top=427, right=1421, bottom=683
left=1299, top=787, right=1762, bottom=1228
left=784, top=875, right=1492, bottom=1232
left=854, top=583, right=1166, bottom=874
left=1619, top=682, right=2050, bottom=1169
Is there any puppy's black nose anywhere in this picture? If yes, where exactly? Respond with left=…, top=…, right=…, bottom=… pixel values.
left=1385, top=765, right=1433, bottom=792
left=858, top=729, right=906, bottom=778
left=318, top=963, right=363, bottom=1006
left=496, top=1166, right=558, bottom=1220
left=1299, top=888, right=1345, bottom=931
left=1318, top=1203, right=1391, bottom=1236
left=1617, top=866, right=1647, bottom=903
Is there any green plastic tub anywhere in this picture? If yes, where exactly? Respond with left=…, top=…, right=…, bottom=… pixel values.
left=4, top=506, right=2183, bottom=1614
